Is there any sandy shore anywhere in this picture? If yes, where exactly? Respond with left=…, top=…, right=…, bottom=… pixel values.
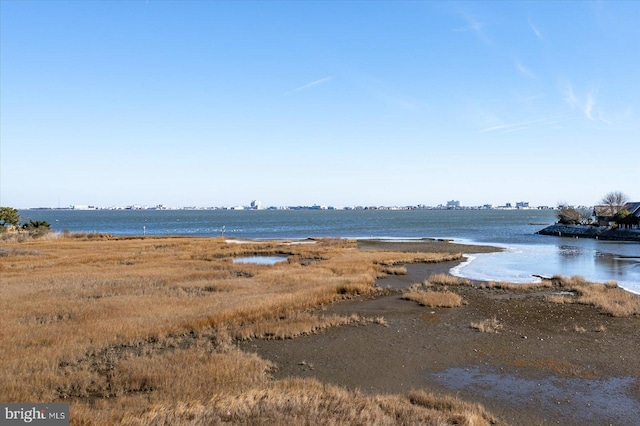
left=241, top=241, right=640, bottom=425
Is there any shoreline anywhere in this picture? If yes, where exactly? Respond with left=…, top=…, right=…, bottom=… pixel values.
left=355, top=238, right=503, bottom=255
left=243, top=260, right=640, bottom=425
left=537, top=224, right=640, bottom=241
left=3, top=235, right=639, bottom=424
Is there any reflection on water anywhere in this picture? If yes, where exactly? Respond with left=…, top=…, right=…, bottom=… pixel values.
left=432, top=367, right=639, bottom=425
left=558, top=245, right=585, bottom=258
left=452, top=241, right=640, bottom=294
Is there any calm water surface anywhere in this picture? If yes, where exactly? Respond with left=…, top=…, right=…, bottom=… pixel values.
left=19, top=209, right=640, bottom=293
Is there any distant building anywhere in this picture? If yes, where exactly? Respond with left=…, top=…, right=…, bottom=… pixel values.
left=516, top=201, right=530, bottom=209
left=446, top=200, right=460, bottom=209
left=250, top=200, right=263, bottom=210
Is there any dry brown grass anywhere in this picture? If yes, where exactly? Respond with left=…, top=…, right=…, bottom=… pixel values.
left=402, top=290, right=463, bottom=308
left=594, top=324, right=607, bottom=333
left=402, top=274, right=470, bottom=308
left=0, top=236, right=487, bottom=425
left=403, top=276, right=467, bottom=308
left=573, top=324, right=587, bottom=333
left=479, top=280, right=553, bottom=290
left=119, top=378, right=497, bottom=426
left=470, top=316, right=504, bottom=333
left=425, top=273, right=471, bottom=286
left=379, top=265, right=408, bottom=275
left=548, top=275, right=640, bottom=317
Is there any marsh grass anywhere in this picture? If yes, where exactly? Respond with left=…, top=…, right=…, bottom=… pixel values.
left=379, top=265, right=407, bottom=275
left=1, top=236, right=480, bottom=424
left=119, top=378, right=497, bottom=426
left=229, top=312, right=380, bottom=341
left=403, top=278, right=464, bottom=308
left=426, top=273, right=471, bottom=286
left=479, top=281, right=553, bottom=290
left=422, top=272, right=639, bottom=319
left=401, top=274, right=471, bottom=308
left=402, top=290, right=463, bottom=308
left=548, top=275, right=640, bottom=317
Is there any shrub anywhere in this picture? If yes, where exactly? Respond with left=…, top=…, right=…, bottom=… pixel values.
left=557, top=205, right=588, bottom=225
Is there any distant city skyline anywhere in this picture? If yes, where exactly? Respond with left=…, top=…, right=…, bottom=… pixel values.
left=2, top=1, right=638, bottom=208
left=24, top=199, right=586, bottom=212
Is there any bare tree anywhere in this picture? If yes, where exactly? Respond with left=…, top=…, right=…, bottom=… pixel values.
left=599, top=191, right=629, bottom=215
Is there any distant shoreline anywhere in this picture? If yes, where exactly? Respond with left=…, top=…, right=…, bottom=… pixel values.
left=537, top=224, right=640, bottom=242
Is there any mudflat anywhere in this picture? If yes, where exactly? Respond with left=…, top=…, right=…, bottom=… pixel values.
left=242, top=243, right=640, bottom=426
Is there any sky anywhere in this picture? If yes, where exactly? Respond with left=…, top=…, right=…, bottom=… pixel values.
left=1, top=1, right=638, bottom=208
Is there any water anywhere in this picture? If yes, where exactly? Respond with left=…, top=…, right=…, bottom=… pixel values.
left=433, top=367, right=640, bottom=425
left=233, top=256, right=288, bottom=265
left=18, top=209, right=640, bottom=293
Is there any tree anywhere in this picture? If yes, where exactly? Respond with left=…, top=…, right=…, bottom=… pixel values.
left=613, top=209, right=633, bottom=228
left=0, top=207, right=20, bottom=229
left=599, top=191, right=629, bottom=216
left=556, top=203, right=588, bottom=225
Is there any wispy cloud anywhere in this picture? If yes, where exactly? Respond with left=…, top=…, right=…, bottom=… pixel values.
left=479, top=116, right=573, bottom=134
left=597, top=111, right=614, bottom=125
left=515, top=92, right=547, bottom=103
left=515, top=60, right=535, bottom=78
left=528, top=19, right=543, bottom=40
left=584, top=92, right=595, bottom=121
left=561, top=81, right=608, bottom=123
left=562, top=83, right=579, bottom=109
left=285, top=76, right=334, bottom=96
left=453, top=11, right=491, bottom=44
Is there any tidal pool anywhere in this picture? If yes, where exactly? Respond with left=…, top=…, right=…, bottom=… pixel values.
left=432, top=367, right=639, bottom=424
left=232, top=256, right=288, bottom=265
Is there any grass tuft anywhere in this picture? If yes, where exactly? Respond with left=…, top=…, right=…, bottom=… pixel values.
left=470, top=316, right=504, bottom=333
left=402, top=290, right=463, bottom=308
left=426, top=273, right=471, bottom=286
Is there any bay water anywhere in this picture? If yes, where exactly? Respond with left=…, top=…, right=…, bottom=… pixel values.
left=19, top=209, right=640, bottom=293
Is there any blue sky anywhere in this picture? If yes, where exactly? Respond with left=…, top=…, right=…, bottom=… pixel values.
left=1, top=1, right=638, bottom=208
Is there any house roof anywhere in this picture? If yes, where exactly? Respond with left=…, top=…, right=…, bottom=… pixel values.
left=594, top=205, right=618, bottom=217
left=594, top=202, right=640, bottom=218
left=624, top=202, right=640, bottom=217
